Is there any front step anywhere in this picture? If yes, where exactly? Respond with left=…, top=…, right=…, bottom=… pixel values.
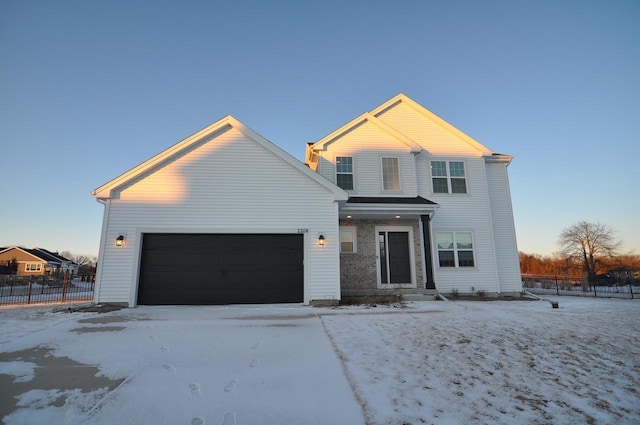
left=402, top=292, right=438, bottom=301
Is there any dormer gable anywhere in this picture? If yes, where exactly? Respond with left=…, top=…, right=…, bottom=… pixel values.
left=309, top=112, right=423, bottom=154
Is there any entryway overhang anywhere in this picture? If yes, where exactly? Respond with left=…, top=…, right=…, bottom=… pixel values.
left=339, top=196, right=438, bottom=220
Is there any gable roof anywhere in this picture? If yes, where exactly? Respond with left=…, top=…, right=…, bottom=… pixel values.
left=0, top=246, right=50, bottom=263
left=309, top=111, right=423, bottom=153
left=93, top=115, right=348, bottom=201
left=310, top=93, right=512, bottom=160
left=372, top=94, right=496, bottom=156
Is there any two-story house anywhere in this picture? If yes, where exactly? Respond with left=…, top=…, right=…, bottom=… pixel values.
left=92, top=94, right=521, bottom=307
left=306, top=94, right=521, bottom=299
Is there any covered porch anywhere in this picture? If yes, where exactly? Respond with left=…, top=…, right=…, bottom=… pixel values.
left=338, top=197, right=439, bottom=302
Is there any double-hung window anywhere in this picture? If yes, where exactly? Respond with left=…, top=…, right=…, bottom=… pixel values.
left=431, top=160, right=467, bottom=193
left=336, top=156, right=354, bottom=190
left=382, top=157, right=400, bottom=190
left=436, top=232, right=475, bottom=267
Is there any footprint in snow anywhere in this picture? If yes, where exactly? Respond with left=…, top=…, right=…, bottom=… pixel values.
left=221, top=412, right=236, bottom=425
left=189, top=383, right=201, bottom=395
left=249, top=358, right=259, bottom=368
left=251, top=341, right=262, bottom=350
left=163, top=364, right=176, bottom=373
left=160, top=346, right=169, bottom=353
left=224, top=380, right=238, bottom=392
left=191, top=417, right=205, bottom=425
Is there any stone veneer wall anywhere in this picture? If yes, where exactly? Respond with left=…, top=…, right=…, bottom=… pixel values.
left=339, top=218, right=424, bottom=294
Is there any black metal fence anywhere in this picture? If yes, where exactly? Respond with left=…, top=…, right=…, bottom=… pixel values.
left=522, top=275, right=637, bottom=299
left=0, top=275, right=95, bottom=306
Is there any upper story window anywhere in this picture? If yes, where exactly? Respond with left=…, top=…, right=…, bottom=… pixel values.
left=336, top=156, right=354, bottom=190
left=436, top=231, right=475, bottom=267
left=431, top=160, right=467, bottom=194
left=382, top=157, right=400, bottom=191
left=340, top=226, right=357, bottom=253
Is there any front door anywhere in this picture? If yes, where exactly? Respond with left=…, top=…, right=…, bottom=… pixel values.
left=377, top=229, right=413, bottom=286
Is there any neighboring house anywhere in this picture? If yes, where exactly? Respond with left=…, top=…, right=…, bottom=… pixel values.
left=305, top=94, right=521, bottom=299
left=0, top=246, right=79, bottom=276
left=92, top=95, right=521, bottom=307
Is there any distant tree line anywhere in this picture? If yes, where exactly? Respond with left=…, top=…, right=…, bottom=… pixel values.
left=520, top=220, right=639, bottom=288
left=520, top=252, right=640, bottom=278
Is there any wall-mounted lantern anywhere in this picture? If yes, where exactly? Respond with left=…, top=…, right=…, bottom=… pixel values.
left=115, top=235, right=125, bottom=247
left=318, top=234, right=325, bottom=246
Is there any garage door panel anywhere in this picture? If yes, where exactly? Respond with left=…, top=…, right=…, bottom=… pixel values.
left=138, top=233, right=303, bottom=305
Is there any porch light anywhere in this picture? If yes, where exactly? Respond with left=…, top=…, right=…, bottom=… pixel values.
left=318, top=235, right=325, bottom=246
left=115, top=235, right=125, bottom=247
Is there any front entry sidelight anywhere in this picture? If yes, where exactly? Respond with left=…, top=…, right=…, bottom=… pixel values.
left=378, top=230, right=412, bottom=285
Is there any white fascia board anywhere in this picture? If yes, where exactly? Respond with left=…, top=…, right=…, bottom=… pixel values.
left=310, top=113, right=422, bottom=154
left=484, top=154, right=514, bottom=165
left=375, top=94, right=495, bottom=156
left=92, top=117, right=235, bottom=199
left=340, top=203, right=438, bottom=215
left=92, top=115, right=348, bottom=202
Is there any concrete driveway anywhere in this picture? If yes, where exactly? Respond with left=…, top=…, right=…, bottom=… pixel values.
left=0, top=304, right=365, bottom=425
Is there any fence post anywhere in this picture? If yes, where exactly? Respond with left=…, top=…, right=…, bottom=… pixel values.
left=27, top=276, right=33, bottom=304
left=630, top=284, right=634, bottom=300
left=555, top=276, right=559, bottom=295
left=62, top=272, right=68, bottom=303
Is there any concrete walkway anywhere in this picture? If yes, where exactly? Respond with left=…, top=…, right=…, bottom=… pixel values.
left=0, top=304, right=365, bottom=425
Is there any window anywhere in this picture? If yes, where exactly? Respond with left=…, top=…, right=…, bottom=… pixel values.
left=382, top=157, right=400, bottom=190
left=431, top=160, right=467, bottom=194
left=336, top=156, right=353, bottom=190
left=436, top=232, right=475, bottom=267
left=25, top=263, right=42, bottom=272
left=340, top=227, right=357, bottom=253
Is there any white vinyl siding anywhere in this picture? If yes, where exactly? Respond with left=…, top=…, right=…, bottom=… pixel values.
left=315, top=120, right=417, bottom=197
left=485, top=160, right=522, bottom=293
left=374, top=101, right=487, bottom=156
left=96, top=127, right=342, bottom=306
left=427, top=156, right=502, bottom=294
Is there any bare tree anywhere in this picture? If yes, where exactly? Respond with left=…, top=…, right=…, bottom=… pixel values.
left=73, top=255, right=92, bottom=267
left=558, top=221, right=621, bottom=290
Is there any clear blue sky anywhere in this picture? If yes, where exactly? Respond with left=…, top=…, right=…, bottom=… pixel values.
left=1, top=0, right=638, bottom=258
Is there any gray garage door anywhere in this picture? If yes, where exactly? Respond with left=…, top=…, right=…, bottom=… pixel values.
left=137, top=233, right=303, bottom=305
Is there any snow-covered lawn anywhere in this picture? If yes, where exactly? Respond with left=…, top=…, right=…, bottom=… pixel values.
left=0, top=297, right=638, bottom=424
left=321, top=297, right=640, bottom=424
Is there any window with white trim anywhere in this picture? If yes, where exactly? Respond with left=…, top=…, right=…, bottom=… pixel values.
left=436, top=231, right=475, bottom=267
left=382, top=157, right=400, bottom=190
left=25, top=263, right=42, bottom=272
left=340, top=227, right=357, bottom=253
left=431, top=160, right=467, bottom=193
left=336, top=156, right=354, bottom=190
